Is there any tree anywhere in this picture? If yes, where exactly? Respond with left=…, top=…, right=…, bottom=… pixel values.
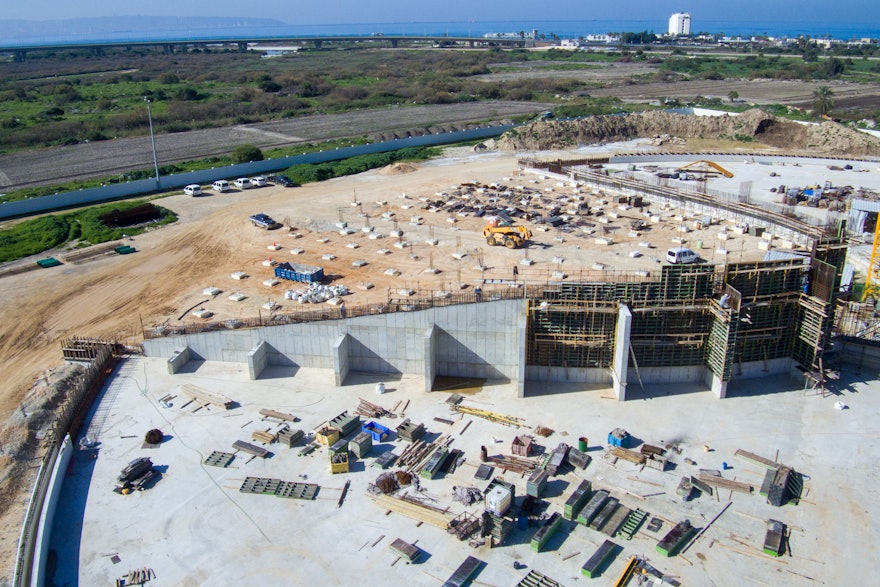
left=232, top=144, right=264, bottom=163
left=812, top=86, right=835, bottom=117
left=728, top=90, right=739, bottom=103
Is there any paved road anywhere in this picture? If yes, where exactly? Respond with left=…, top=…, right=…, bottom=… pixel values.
left=0, top=101, right=551, bottom=191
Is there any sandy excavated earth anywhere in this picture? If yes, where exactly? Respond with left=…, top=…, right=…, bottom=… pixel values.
left=0, top=145, right=778, bottom=575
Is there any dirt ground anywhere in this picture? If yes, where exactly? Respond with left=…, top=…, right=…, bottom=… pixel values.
left=589, top=78, right=880, bottom=109
left=0, top=144, right=793, bottom=576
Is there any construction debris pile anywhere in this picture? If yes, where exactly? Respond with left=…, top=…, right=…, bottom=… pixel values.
left=284, top=282, right=350, bottom=303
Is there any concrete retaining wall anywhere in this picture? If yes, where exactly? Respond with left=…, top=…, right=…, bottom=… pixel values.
left=524, top=366, right=612, bottom=385
left=144, top=299, right=525, bottom=384
left=839, top=338, right=880, bottom=373
left=29, top=435, right=72, bottom=587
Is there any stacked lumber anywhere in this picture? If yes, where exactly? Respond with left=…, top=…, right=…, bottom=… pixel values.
left=181, top=384, right=234, bottom=409
left=734, top=448, right=780, bottom=470
left=610, top=447, right=646, bottom=465
left=698, top=473, right=754, bottom=494
left=259, top=408, right=297, bottom=422
left=373, top=494, right=452, bottom=529
left=490, top=454, right=538, bottom=474
left=251, top=430, right=277, bottom=444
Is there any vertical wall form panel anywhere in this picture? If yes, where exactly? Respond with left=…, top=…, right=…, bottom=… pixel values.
left=333, top=334, right=350, bottom=386
left=706, top=308, right=738, bottom=382
left=424, top=325, right=437, bottom=392
left=247, top=340, right=269, bottom=380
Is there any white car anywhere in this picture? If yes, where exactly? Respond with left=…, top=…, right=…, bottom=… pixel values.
left=183, top=184, right=202, bottom=196
left=250, top=176, right=267, bottom=187
left=666, top=247, right=700, bottom=264
left=234, top=177, right=252, bottom=189
left=211, top=180, right=230, bottom=193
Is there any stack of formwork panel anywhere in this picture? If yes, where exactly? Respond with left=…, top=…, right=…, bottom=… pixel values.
left=602, top=504, right=631, bottom=537
left=581, top=539, right=618, bottom=578
left=566, top=447, right=591, bottom=470
left=329, top=411, right=361, bottom=437
left=763, top=519, right=786, bottom=557
left=349, top=431, right=372, bottom=458
left=526, top=469, right=548, bottom=498
left=656, top=519, right=695, bottom=557
left=590, top=497, right=620, bottom=531
left=396, top=418, right=426, bottom=442
left=277, top=427, right=304, bottom=448
left=481, top=511, right=515, bottom=546
left=546, top=443, right=570, bottom=476
left=564, top=480, right=592, bottom=520
left=531, top=512, right=562, bottom=552
left=421, top=447, right=449, bottom=480
left=577, top=489, right=609, bottom=527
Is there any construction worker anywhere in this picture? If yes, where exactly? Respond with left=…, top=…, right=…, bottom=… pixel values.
left=474, top=287, right=482, bottom=302
left=339, top=301, right=347, bottom=318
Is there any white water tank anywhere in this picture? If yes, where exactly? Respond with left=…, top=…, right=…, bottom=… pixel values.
left=485, top=486, right=512, bottom=516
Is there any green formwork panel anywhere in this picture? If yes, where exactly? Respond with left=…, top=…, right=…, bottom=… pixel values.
left=656, top=520, right=695, bottom=557
left=531, top=512, right=562, bottom=552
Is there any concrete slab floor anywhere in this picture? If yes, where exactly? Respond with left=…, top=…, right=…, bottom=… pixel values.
left=47, top=356, right=880, bottom=586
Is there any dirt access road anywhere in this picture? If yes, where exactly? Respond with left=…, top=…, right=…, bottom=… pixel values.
left=0, top=100, right=552, bottom=191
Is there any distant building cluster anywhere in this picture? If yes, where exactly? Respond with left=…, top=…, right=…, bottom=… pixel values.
left=668, top=12, right=692, bottom=37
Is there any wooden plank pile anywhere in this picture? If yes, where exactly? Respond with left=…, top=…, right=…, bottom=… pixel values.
left=233, top=440, right=270, bottom=458
left=390, top=538, right=421, bottom=563
left=259, top=408, right=298, bottom=422
left=489, top=454, right=537, bottom=474
left=181, top=384, right=234, bottom=410
left=251, top=429, right=277, bottom=444
left=372, top=493, right=452, bottom=529
left=697, top=473, right=754, bottom=494
left=610, top=447, right=646, bottom=465
left=735, top=448, right=780, bottom=470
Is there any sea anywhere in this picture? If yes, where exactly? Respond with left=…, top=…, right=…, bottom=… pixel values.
left=3, top=18, right=879, bottom=47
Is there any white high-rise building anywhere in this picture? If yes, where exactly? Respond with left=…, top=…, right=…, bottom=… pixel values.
left=668, top=12, right=692, bottom=36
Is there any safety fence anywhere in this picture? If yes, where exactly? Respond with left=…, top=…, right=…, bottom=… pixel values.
left=0, top=124, right=515, bottom=220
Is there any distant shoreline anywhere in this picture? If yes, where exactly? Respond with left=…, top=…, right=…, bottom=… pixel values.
left=1, top=18, right=877, bottom=47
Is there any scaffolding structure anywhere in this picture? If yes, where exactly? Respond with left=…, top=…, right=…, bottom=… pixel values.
left=525, top=243, right=846, bottom=386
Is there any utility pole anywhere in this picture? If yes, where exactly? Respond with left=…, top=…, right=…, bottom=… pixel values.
left=144, top=97, right=160, bottom=188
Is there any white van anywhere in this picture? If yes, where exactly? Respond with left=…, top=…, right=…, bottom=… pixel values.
left=666, top=247, right=700, bottom=264
left=183, top=184, right=202, bottom=196
left=211, top=180, right=230, bottom=193
left=234, top=177, right=252, bottom=189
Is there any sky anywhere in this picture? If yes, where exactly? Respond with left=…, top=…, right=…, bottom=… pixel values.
left=3, top=1, right=878, bottom=25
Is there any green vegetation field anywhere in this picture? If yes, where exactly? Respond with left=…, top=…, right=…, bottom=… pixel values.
left=0, top=201, right=176, bottom=263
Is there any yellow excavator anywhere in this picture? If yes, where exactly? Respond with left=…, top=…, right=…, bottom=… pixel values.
left=675, top=160, right=734, bottom=178
left=482, top=218, right=532, bottom=249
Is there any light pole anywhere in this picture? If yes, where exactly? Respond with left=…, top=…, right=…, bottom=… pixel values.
left=144, top=97, right=160, bottom=188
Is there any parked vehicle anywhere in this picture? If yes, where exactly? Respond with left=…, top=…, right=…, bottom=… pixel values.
left=249, top=213, right=281, bottom=229
left=666, top=247, right=700, bottom=264
left=251, top=176, right=267, bottom=187
left=183, top=184, right=202, bottom=196
left=234, top=177, right=252, bottom=189
left=270, top=174, right=299, bottom=188
left=211, top=180, right=230, bottom=193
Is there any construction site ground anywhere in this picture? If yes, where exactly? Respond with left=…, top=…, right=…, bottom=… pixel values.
left=3, top=144, right=880, bottom=579
left=47, top=354, right=880, bottom=585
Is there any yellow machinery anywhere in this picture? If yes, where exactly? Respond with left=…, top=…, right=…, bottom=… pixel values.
left=675, top=160, right=734, bottom=178
left=867, top=218, right=880, bottom=299
left=482, top=222, right=532, bottom=249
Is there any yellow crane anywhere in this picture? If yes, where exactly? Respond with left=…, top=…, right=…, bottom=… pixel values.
left=675, top=160, right=735, bottom=178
